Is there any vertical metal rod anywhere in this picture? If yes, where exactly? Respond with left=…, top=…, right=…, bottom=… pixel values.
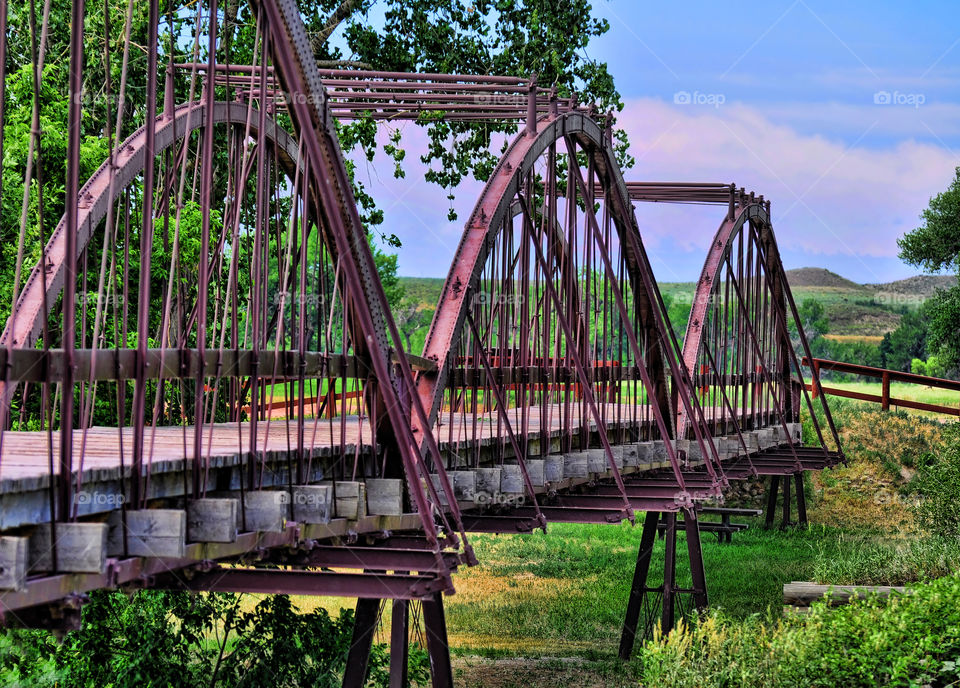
left=60, top=0, right=86, bottom=521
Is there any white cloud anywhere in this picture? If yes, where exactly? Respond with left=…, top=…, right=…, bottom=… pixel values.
left=617, top=97, right=957, bottom=281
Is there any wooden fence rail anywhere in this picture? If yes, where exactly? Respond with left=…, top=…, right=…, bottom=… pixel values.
left=802, top=357, right=960, bottom=416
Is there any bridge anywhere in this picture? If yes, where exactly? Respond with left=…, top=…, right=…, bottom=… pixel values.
left=0, top=2, right=842, bottom=686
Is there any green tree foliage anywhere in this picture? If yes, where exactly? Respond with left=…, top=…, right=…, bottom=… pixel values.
left=0, top=590, right=423, bottom=687
left=898, top=166, right=960, bottom=373
left=879, top=306, right=928, bottom=372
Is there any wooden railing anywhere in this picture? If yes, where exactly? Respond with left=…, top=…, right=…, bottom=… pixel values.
left=802, top=357, right=960, bottom=416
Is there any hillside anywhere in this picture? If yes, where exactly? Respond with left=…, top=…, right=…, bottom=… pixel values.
left=785, top=267, right=868, bottom=291
left=399, top=267, right=947, bottom=338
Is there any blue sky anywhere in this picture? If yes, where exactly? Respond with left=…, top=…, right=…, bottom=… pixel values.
left=342, top=1, right=960, bottom=284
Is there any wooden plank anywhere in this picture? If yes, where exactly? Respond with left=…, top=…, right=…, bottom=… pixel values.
left=29, top=523, right=108, bottom=574
left=0, top=537, right=28, bottom=591
left=366, top=479, right=403, bottom=516
left=107, top=509, right=186, bottom=558
left=500, top=465, right=524, bottom=495
left=474, top=468, right=501, bottom=504
left=544, top=456, right=564, bottom=483
left=333, top=482, right=367, bottom=520
left=291, top=485, right=332, bottom=524
left=187, top=499, right=239, bottom=542
left=563, top=452, right=589, bottom=478
left=243, top=491, right=288, bottom=532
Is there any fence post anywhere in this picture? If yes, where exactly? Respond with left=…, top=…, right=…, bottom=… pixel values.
left=881, top=371, right=890, bottom=411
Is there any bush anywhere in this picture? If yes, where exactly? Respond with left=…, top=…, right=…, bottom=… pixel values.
left=639, top=572, right=960, bottom=687
left=911, top=423, right=960, bottom=539
left=0, top=590, right=424, bottom=687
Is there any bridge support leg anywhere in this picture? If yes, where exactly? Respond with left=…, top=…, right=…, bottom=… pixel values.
left=619, top=510, right=659, bottom=660
left=619, top=509, right=708, bottom=660
left=794, top=472, right=808, bottom=526
left=764, top=476, right=780, bottom=528
left=683, top=508, right=708, bottom=612
left=342, top=597, right=379, bottom=688
left=389, top=599, right=409, bottom=688
left=661, top=513, right=677, bottom=633
left=781, top=474, right=792, bottom=528
left=423, top=592, right=453, bottom=688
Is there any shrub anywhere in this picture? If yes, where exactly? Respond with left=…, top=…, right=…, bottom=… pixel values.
left=911, top=423, right=960, bottom=539
left=639, top=572, right=960, bottom=687
left=0, top=590, right=423, bottom=687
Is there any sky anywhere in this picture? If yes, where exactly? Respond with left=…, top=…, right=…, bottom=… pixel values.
left=340, top=1, right=960, bottom=284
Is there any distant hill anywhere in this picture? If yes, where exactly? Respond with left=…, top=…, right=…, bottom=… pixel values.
left=785, top=267, right=868, bottom=291
left=399, top=267, right=953, bottom=338
left=867, top=274, right=958, bottom=299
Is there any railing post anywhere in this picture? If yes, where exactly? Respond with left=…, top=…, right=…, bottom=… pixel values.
left=525, top=73, right=538, bottom=136
left=811, top=360, right=819, bottom=400
left=881, top=370, right=890, bottom=411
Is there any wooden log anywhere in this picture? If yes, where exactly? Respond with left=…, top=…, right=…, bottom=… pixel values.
left=544, top=456, right=564, bottom=483
left=450, top=471, right=476, bottom=501
left=291, top=485, right=332, bottom=524
left=106, top=509, right=186, bottom=558
left=622, top=444, right=640, bottom=467
left=563, top=452, right=589, bottom=478
left=243, top=491, right=289, bottom=532
left=783, top=581, right=907, bottom=607
left=428, top=475, right=449, bottom=507
left=29, top=523, right=108, bottom=574
left=526, top=459, right=545, bottom=487
left=787, top=422, right=803, bottom=444
left=757, top=428, right=777, bottom=450
left=366, top=479, right=403, bottom=516
left=500, top=465, right=524, bottom=495
left=187, top=499, right=239, bottom=542
left=636, top=442, right=655, bottom=464
left=333, top=482, right=367, bottom=520
left=0, top=536, right=28, bottom=591
left=475, top=468, right=501, bottom=505
left=586, top=448, right=606, bottom=473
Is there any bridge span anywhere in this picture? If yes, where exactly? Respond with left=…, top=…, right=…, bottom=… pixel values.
left=0, top=2, right=842, bottom=685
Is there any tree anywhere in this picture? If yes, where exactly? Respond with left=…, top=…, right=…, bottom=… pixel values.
left=898, top=167, right=960, bottom=373
left=879, top=307, right=928, bottom=373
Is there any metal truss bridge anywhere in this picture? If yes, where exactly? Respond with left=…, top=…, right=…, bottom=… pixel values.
left=0, top=1, right=842, bottom=685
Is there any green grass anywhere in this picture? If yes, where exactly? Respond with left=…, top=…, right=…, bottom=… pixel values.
left=443, top=519, right=861, bottom=657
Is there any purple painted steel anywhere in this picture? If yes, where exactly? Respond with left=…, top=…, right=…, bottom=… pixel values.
left=165, top=568, right=448, bottom=599
left=0, top=102, right=300, bottom=403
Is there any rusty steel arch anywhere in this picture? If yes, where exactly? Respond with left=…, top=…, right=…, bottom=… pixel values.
left=0, top=101, right=299, bottom=358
